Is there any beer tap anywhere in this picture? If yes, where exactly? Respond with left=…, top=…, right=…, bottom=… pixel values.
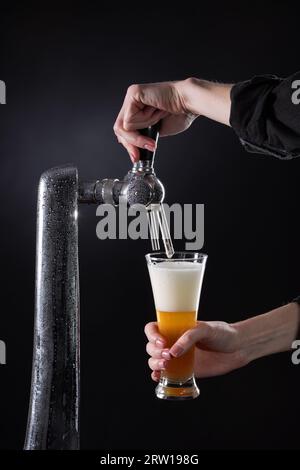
left=78, top=123, right=174, bottom=257
left=78, top=124, right=163, bottom=206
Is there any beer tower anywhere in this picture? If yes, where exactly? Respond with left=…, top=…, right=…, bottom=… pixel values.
left=24, top=125, right=169, bottom=450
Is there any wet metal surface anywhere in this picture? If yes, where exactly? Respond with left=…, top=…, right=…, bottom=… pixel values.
left=24, top=165, right=80, bottom=450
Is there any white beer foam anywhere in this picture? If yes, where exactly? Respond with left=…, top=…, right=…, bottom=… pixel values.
left=148, top=261, right=204, bottom=312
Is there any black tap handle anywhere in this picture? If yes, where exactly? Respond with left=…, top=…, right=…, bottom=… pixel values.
left=139, top=122, right=161, bottom=162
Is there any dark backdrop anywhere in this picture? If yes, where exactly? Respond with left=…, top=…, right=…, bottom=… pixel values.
left=0, top=2, right=299, bottom=450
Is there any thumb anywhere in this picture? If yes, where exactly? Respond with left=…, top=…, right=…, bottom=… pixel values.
left=169, top=322, right=213, bottom=358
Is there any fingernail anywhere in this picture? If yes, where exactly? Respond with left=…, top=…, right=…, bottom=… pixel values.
left=153, top=371, right=160, bottom=382
left=156, top=339, right=164, bottom=348
left=161, top=349, right=171, bottom=360
left=144, top=144, right=155, bottom=152
left=171, top=346, right=184, bottom=357
left=158, top=360, right=166, bottom=369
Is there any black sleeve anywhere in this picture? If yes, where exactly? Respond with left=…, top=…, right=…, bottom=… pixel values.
left=229, top=71, right=300, bottom=159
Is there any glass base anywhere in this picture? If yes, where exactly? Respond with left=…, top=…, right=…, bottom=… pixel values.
left=155, top=375, right=200, bottom=400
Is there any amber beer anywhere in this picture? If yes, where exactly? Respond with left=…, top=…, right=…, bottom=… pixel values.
left=156, top=310, right=196, bottom=382
left=146, top=252, right=207, bottom=400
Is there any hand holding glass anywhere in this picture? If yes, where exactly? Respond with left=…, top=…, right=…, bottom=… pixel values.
left=146, top=252, right=207, bottom=400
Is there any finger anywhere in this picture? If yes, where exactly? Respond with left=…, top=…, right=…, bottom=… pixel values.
left=144, top=322, right=166, bottom=347
left=148, top=357, right=168, bottom=371
left=114, top=125, right=156, bottom=151
left=151, top=370, right=161, bottom=382
left=117, top=135, right=139, bottom=163
left=114, top=108, right=157, bottom=151
left=146, top=342, right=171, bottom=359
left=123, top=104, right=156, bottom=129
left=169, top=323, right=213, bottom=358
left=124, top=107, right=168, bottom=131
left=114, top=108, right=140, bottom=161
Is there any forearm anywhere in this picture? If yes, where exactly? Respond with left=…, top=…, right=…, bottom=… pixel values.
left=234, top=303, right=300, bottom=363
left=176, top=77, right=233, bottom=126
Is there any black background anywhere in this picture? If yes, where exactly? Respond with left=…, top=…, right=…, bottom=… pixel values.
left=0, top=1, right=300, bottom=450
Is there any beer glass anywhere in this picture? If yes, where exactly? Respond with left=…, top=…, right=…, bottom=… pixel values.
left=146, top=252, right=207, bottom=400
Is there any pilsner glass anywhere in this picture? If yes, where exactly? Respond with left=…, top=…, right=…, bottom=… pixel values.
left=146, top=252, right=207, bottom=400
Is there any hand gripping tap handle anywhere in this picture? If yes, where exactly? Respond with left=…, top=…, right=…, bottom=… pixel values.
left=139, top=122, right=161, bottom=164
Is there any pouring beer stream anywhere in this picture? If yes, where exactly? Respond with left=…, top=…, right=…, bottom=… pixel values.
left=139, top=124, right=175, bottom=258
